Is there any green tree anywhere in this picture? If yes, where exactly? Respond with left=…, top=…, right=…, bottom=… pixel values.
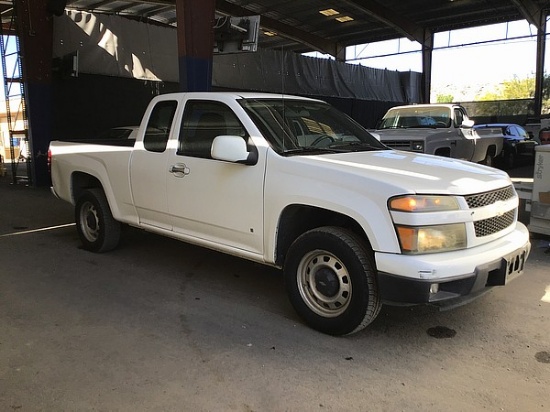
left=476, top=76, right=535, bottom=100
left=543, top=74, right=550, bottom=114
left=475, top=74, right=550, bottom=115
left=543, top=73, right=550, bottom=100
left=436, top=94, right=454, bottom=103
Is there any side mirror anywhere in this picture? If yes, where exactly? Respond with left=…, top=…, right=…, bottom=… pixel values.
left=461, top=119, right=475, bottom=128
left=211, top=135, right=255, bottom=164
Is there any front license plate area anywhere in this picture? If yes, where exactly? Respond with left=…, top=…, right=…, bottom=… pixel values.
left=487, top=249, right=528, bottom=286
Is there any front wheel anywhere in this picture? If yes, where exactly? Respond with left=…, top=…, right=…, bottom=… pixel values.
left=502, top=151, right=515, bottom=169
left=284, top=227, right=381, bottom=335
left=75, top=188, right=121, bottom=252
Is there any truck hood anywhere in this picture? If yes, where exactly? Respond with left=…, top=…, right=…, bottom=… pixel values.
left=289, top=149, right=510, bottom=196
left=373, top=128, right=450, bottom=141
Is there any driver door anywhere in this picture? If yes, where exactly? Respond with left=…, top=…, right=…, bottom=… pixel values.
left=165, top=99, right=265, bottom=255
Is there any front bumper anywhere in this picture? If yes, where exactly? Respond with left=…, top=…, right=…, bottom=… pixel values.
left=375, top=222, right=531, bottom=306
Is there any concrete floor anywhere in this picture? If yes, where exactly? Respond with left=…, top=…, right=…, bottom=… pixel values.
left=1, top=169, right=549, bottom=411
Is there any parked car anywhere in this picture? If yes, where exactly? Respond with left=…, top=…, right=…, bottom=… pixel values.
left=474, top=123, right=538, bottom=169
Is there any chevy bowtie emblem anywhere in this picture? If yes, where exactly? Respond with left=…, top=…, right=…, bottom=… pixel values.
left=494, top=201, right=507, bottom=217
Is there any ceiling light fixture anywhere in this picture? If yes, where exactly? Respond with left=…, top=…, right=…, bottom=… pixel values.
left=336, top=16, right=354, bottom=22
left=319, top=9, right=339, bottom=16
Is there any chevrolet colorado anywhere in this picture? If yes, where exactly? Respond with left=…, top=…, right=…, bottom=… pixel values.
left=49, top=92, right=530, bottom=335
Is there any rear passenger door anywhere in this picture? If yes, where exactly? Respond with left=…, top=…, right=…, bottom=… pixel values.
left=166, top=99, right=265, bottom=256
left=130, top=99, right=178, bottom=230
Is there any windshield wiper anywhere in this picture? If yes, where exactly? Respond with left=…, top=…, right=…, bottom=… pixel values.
left=282, top=147, right=341, bottom=155
left=329, top=142, right=383, bottom=151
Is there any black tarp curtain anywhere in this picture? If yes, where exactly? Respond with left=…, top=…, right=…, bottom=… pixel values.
left=54, top=11, right=422, bottom=104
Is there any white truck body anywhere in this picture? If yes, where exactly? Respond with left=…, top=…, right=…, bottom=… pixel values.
left=49, top=92, right=530, bottom=335
left=374, top=104, right=504, bottom=164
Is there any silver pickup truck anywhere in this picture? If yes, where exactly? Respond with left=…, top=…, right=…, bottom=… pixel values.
left=373, top=104, right=504, bottom=165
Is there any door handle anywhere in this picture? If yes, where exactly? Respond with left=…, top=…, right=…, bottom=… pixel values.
left=169, top=163, right=190, bottom=177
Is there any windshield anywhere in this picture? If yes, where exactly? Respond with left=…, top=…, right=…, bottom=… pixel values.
left=378, top=106, right=452, bottom=129
left=239, top=98, right=387, bottom=155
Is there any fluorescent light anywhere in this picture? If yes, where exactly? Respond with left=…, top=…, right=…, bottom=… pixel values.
left=336, top=16, right=354, bottom=22
left=319, top=8, right=339, bottom=16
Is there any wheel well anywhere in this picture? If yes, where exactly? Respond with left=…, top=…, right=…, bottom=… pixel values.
left=486, top=145, right=497, bottom=157
left=71, top=172, right=102, bottom=203
left=275, top=204, right=370, bottom=266
left=434, top=147, right=451, bottom=157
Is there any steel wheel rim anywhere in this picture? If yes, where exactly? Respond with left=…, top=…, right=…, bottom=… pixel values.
left=297, top=250, right=352, bottom=318
left=80, top=201, right=100, bottom=242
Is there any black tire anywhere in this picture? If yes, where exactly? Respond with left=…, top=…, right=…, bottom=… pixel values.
left=283, top=226, right=381, bottom=335
left=482, top=153, right=494, bottom=167
left=75, top=188, right=121, bottom=253
left=502, top=151, right=515, bottom=170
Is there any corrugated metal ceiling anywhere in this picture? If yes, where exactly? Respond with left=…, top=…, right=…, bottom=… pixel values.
left=2, top=0, right=549, bottom=56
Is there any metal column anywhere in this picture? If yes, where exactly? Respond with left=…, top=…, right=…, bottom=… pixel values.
left=0, top=1, right=31, bottom=185
left=533, top=12, right=548, bottom=120
left=13, top=0, right=54, bottom=187
left=421, top=30, right=434, bottom=104
left=175, top=0, right=216, bottom=92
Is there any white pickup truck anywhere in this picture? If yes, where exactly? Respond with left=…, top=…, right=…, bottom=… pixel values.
left=49, top=92, right=530, bottom=335
left=374, top=104, right=504, bottom=165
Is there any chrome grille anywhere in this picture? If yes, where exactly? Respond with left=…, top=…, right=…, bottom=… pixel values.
left=382, top=140, right=412, bottom=150
left=464, top=186, right=515, bottom=209
left=474, top=209, right=516, bottom=237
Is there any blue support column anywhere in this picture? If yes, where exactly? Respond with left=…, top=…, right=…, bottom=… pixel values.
left=16, top=0, right=54, bottom=187
left=175, top=0, right=216, bottom=92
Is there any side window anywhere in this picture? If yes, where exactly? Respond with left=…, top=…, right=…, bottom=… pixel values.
left=453, top=108, right=464, bottom=128
left=143, top=101, right=178, bottom=153
left=517, top=127, right=528, bottom=139
left=178, top=100, right=247, bottom=159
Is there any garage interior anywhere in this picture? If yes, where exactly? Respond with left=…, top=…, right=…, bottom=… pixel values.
left=0, top=0, right=548, bottom=186
left=1, top=2, right=550, bottom=410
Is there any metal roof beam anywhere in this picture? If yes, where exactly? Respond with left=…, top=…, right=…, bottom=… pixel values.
left=342, top=0, right=426, bottom=44
left=86, top=0, right=118, bottom=9
left=510, top=0, right=543, bottom=29
left=69, top=0, right=174, bottom=10
left=215, top=0, right=342, bottom=58
left=142, top=5, right=173, bottom=18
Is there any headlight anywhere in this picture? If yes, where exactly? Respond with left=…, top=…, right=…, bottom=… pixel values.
left=389, top=195, right=459, bottom=212
left=411, top=141, right=424, bottom=151
left=395, top=223, right=466, bottom=254
left=390, top=195, right=464, bottom=254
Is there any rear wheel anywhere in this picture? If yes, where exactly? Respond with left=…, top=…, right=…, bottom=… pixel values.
left=284, top=226, right=381, bottom=335
left=75, top=188, right=121, bottom=252
left=482, top=152, right=494, bottom=167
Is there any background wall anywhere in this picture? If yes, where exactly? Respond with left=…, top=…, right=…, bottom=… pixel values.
left=51, top=10, right=422, bottom=138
